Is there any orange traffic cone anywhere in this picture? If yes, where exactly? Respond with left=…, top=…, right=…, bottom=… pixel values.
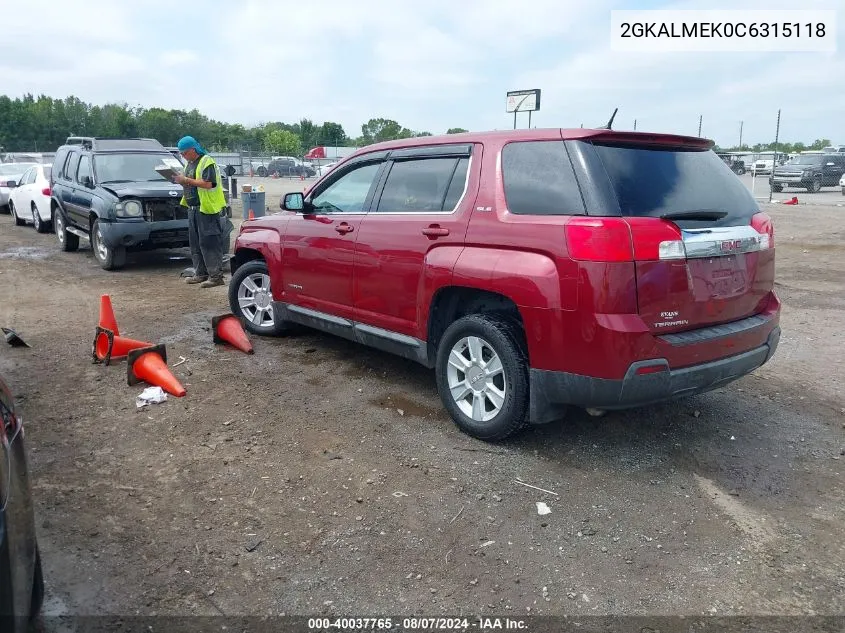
left=212, top=313, right=254, bottom=354
left=99, top=295, right=120, bottom=336
left=127, top=344, right=186, bottom=397
left=783, top=196, right=798, bottom=205
left=248, top=209, right=255, bottom=220
left=92, top=326, right=154, bottom=365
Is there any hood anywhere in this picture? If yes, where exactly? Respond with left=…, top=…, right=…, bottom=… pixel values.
left=775, top=163, right=817, bottom=173
left=100, top=180, right=184, bottom=199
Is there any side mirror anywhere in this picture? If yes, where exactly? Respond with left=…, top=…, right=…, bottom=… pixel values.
left=5, top=180, right=17, bottom=188
left=82, top=176, right=95, bottom=189
left=282, top=192, right=304, bottom=211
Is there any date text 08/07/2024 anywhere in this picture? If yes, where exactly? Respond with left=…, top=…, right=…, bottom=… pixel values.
left=307, top=617, right=529, bottom=630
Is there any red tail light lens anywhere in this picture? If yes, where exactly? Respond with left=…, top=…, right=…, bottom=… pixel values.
left=624, top=217, right=684, bottom=261
left=750, top=212, right=774, bottom=249
left=42, top=187, right=51, bottom=196
left=564, top=217, right=633, bottom=262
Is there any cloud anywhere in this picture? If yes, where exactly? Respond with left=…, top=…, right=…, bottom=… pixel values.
left=0, top=0, right=842, bottom=146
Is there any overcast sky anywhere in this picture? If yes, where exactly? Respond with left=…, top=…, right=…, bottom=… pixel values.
left=2, top=0, right=843, bottom=147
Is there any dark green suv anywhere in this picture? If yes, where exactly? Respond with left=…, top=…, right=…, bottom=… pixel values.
left=50, top=136, right=228, bottom=270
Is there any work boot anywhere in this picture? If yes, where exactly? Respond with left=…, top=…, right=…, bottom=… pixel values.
left=199, top=277, right=225, bottom=288
left=185, top=275, right=208, bottom=284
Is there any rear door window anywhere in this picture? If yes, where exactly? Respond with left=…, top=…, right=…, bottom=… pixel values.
left=375, top=157, right=466, bottom=212
left=590, top=143, right=759, bottom=223
left=502, top=141, right=585, bottom=215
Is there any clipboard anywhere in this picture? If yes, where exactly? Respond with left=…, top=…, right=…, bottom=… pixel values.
left=154, top=165, right=183, bottom=181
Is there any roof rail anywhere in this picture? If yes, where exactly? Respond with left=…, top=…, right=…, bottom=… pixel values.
left=63, top=137, right=167, bottom=151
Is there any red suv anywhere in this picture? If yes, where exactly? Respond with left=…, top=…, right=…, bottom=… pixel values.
left=228, top=128, right=780, bottom=441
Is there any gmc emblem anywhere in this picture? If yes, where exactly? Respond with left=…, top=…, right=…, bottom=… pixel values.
left=720, top=239, right=742, bottom=252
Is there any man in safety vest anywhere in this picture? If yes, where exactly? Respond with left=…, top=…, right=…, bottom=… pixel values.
left=174, top=135, right=228, bottom=288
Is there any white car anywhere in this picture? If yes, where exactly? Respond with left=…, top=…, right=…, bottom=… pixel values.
left=0, top=162, right=39, bottom=210
left=7, top=163, right=53, bottom=232
left=316, top=161, right=338, bottom=177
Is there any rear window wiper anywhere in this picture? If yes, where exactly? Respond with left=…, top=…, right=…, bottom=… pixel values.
left=660, top=210, right=728, bottom=221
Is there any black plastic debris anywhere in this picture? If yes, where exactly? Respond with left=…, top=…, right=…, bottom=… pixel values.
left=2, top=327, right=30, bottom=348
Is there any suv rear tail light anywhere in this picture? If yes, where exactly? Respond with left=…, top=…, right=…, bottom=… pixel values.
left=564, top=217, right=687, bottom=262
left=625, top=217, right=685, bottom=261
left=750, top=212, right=774, bottom=249
left=42, top=187, right=51, bottom=196
left=564, top=218, right=633, bottom=262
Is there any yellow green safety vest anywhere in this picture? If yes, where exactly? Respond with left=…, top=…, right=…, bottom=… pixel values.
left=180, top=153, right=227, bottom=214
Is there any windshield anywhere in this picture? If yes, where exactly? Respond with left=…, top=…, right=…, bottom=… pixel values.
left=787, top=155, right=823, bottom=165
left=0, top=163, right=38, bottom=176
left=93, top=153, right=182, bottom=183
left=591, top=143, right=759, bottom=222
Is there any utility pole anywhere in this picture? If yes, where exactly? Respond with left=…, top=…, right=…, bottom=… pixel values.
left=769, top=109, right=781, bottom=203
left=698, top=115, right=702, bottom=137
left=739, top=121, right=744, bottom=149
left=634, top=119, right=637, bottom=131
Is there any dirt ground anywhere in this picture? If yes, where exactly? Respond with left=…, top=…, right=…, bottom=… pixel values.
left=0, top=197, right=843, bottom=623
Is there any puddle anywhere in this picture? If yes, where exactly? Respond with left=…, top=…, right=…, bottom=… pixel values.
left=367, top=392, right=443, bottom=419
left=0, top=246, right=52, bottom=260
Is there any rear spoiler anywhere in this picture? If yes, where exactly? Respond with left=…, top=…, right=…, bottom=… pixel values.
left=581, top=130, right=714, bottom=151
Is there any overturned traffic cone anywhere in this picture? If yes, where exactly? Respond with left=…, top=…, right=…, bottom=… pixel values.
left=212, top=313, right=254, bottom=354
left=99, top=294, right=120, bottom=336
left=92, top=326, right=154, bottom=365
left=783, top=196, right=798, bottom=205
left=127, top=344, right=186, bottom=397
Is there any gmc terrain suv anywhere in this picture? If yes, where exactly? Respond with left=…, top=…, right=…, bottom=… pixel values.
left=50, top=136, right=229, bottom=270
left=228, top=128, right=781, bottom=441
left=770, top=153, right=845, bottom=192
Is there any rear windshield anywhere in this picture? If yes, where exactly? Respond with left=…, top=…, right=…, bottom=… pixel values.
left=591, top=144, right=759, bottom=220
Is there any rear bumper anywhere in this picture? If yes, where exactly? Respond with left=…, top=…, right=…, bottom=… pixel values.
left=98, top=219, right=189, bottom=249
left=528, top=327, right=780, bottom=425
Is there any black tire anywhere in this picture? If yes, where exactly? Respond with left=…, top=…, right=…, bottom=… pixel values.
left=91, top=219, right=126, bottom=271
left=435, top=313, right=530, bottom=441
left=9, top=200, right=25, bottom=226
left=808, top=177, right=822, bottom=193
left=32, top=203, right=50, bottom=233
left=228, top=259, right=289, bottom=336
left=257, top=166, right=267, bottom=177
left=53, top=208, right=79, bottom=252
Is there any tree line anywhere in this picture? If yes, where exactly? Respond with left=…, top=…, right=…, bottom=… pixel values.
left=0, top=94, right=471, bottom=156
left=715, top=139, right=833, bottom=154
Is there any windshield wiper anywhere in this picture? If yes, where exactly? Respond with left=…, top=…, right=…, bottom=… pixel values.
left=660, top=210, right=728, bottom=221
left=99, top=179, right=134, bottom=184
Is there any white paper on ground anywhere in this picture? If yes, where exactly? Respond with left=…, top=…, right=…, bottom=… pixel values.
left=136, top=386, right=168, bottom=408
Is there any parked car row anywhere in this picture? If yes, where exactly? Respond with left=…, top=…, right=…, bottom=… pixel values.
left=227, top=127, right=781, bottom=442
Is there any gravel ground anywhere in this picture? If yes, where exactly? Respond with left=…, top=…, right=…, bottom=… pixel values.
left=0, top=198, right=842, bottom=626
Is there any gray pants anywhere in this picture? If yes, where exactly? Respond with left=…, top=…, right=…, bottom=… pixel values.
left=188, top=207, right=227, bottom=279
